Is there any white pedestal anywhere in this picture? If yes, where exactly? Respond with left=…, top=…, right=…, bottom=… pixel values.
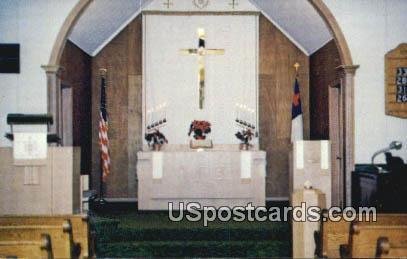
left=289, top=141, right=332, bottom=207
left=292, top=187, right=326, bottom=258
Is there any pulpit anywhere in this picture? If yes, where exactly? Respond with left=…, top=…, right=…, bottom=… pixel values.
left=137, top=145, right=266, bottom=210
left=0, top=147, right=81, bottom=215
left=0, top=114, right=81, bottom=215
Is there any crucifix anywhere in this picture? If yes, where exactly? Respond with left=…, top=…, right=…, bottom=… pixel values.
left=180, top=28, right=225, bottom=109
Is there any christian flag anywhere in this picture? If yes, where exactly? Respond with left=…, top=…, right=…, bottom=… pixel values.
left=291, top=78, right=303, bottom=142
left=99, top=76, right=110, bottom=182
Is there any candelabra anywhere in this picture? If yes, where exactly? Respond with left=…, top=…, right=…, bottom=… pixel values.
left=235, top=103, right=256, bottom=131
left=146, top=103, right=168, bottom=132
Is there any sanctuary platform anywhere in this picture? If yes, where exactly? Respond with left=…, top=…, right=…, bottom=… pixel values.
left=137, top=145, right=266, bottom=210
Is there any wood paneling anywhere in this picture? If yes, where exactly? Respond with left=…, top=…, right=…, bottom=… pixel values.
left=60, top=41, right=92, bottom=173
left=259, top=14, right=310, bottom=197
left=91, top=16, right=142, bottom=198
left=310, top=40, right=341, bottom=140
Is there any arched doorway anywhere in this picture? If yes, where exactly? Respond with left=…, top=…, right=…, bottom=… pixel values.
left=43, top=0, right=358, bottom=206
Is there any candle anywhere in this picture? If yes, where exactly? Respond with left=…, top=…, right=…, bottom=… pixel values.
left=235, top=103, right=240, bottom=122
left=151, top=107, right=155, bottom=128
left=243, top=104, right=248, bottom=125
left=163, top=102, right=167, bottom=123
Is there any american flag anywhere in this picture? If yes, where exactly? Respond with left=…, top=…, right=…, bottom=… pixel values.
left=99, top=76, right=110, bottom=182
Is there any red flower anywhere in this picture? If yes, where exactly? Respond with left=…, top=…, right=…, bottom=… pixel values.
left=188, top=120, right=211, bottom=140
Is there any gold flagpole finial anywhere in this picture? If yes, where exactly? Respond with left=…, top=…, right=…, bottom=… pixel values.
left=294, top=63, right=300, bottom=78
left=99, top=68, right=107, bottom=77
left=294, top=63, right=300, bottom=72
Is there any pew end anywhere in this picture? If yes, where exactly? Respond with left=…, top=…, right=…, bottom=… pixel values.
left=0, top=214, right=93, bottom=258
left=0, top=233, right=53, bottom=259
left=344, top=217, right=407, bottom=258
left=376, top=236, right=407, bottom=258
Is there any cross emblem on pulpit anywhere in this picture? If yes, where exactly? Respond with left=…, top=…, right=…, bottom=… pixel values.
left=180, top=28, right=225, bottom=109
left=163, top=0, right=173, bottom=9
left=229, top=0, right=238, bottom=9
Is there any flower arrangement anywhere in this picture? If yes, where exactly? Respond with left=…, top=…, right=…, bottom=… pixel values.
left=145, top=130, right=168, bottom=150
left=188, top=120, right=211, bottom=140
left=235, top=129, right=254, bottom=145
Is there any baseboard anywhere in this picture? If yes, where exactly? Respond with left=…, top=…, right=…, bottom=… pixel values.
left=266, top=197, right=289, bottom=201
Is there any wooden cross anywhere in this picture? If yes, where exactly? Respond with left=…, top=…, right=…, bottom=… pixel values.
left=180, top=28, right=225, bottom=109
left=163, top=0, right=173, bottom=9
left=229, top=0, right=238, bottom=9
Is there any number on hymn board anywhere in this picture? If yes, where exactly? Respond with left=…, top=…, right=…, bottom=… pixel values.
left=396, top=67, right=407, bottom=103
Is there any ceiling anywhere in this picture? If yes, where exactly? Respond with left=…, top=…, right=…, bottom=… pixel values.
left=68, top=0, right=332, bottom=56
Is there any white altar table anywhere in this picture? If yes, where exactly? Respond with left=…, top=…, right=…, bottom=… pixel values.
left=137, top=145, right=266, bottom=210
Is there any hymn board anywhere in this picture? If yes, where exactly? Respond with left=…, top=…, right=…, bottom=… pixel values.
left=385, top=43, right=407, bottom=118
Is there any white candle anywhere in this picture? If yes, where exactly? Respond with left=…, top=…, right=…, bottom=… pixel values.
left=151, top=107, right=155, bottom=127
left=251, top=108, right=255, bottom=128
left=235, top=103, right=240, bottom=121
left=163, top=102, right=167, bottom=123
left=239, top=104, right=244, bottom=124
left=147, top=109, right=151, bottom=129
left=243, top=104, right=248, bottom=125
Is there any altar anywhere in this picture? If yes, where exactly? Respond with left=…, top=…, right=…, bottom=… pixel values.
left=137, top=145, right=266, bottom=210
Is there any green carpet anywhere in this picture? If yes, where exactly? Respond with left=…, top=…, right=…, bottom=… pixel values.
left=91, top=211, right=291, bottom=257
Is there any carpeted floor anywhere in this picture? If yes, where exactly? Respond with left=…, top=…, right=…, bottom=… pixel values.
left=90, top=205, right=292, bottom=258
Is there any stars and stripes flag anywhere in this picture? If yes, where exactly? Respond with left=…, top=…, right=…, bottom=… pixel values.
left=291, top=78, right=304, bottom=142
left=99, top=76, right=110, bottom=182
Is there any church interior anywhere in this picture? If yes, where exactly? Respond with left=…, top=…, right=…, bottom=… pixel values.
left=0, top=0, right=407, bottom=257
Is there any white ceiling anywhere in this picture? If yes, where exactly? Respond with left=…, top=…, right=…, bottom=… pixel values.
left=68, top=0, right=332, bottom=56
left=69, top=0, right=146, bottom=55
left=251, top=0, right=332, bottom=54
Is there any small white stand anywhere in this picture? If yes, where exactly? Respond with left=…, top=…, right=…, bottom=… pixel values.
left=189, top=139, right=213, bottom=149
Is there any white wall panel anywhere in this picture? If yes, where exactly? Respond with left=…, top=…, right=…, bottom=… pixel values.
left=143, top=14, right=259, bottom=145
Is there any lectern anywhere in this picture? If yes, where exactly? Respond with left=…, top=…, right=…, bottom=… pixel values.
left=0, top=114, right=80, bottom=215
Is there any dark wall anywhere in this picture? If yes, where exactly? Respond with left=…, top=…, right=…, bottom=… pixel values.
left=60, top=40, right=92, bottom=173
left=309, top=40, right=341, bottom=140
left=259, top=14, right=310, bottom=197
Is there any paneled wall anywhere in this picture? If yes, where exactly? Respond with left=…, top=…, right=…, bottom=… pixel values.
left=60, top=41, right=92, bottom=173
left=91, top=16, right=142, bottom=198
left=310, top=40, right=341, bottom=140
left=259, top=15, right=310, bottom=198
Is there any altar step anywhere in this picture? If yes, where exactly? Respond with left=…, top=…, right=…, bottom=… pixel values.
left=97, top=240, right=290, bottom=257
left=92, top=211, right=291, bottom=257
left=95, top=222, right=290, bottom=242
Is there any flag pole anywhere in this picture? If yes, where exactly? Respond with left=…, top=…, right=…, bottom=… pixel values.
left=98, top=68, right=108, bottom=205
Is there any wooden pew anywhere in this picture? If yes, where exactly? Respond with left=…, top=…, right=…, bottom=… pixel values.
left=376, top=236, right=407, bottom=258
left=314, top=211, right=351, bottom=258
left=0, top=215, right=93, bottom=258
left=315, top=213, right=407, bottom=258
left=0, top=233, right=53, bottom=259
left=0, top=219, right=73, bottom=258
left=341, top=215, right=407, bottom=258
